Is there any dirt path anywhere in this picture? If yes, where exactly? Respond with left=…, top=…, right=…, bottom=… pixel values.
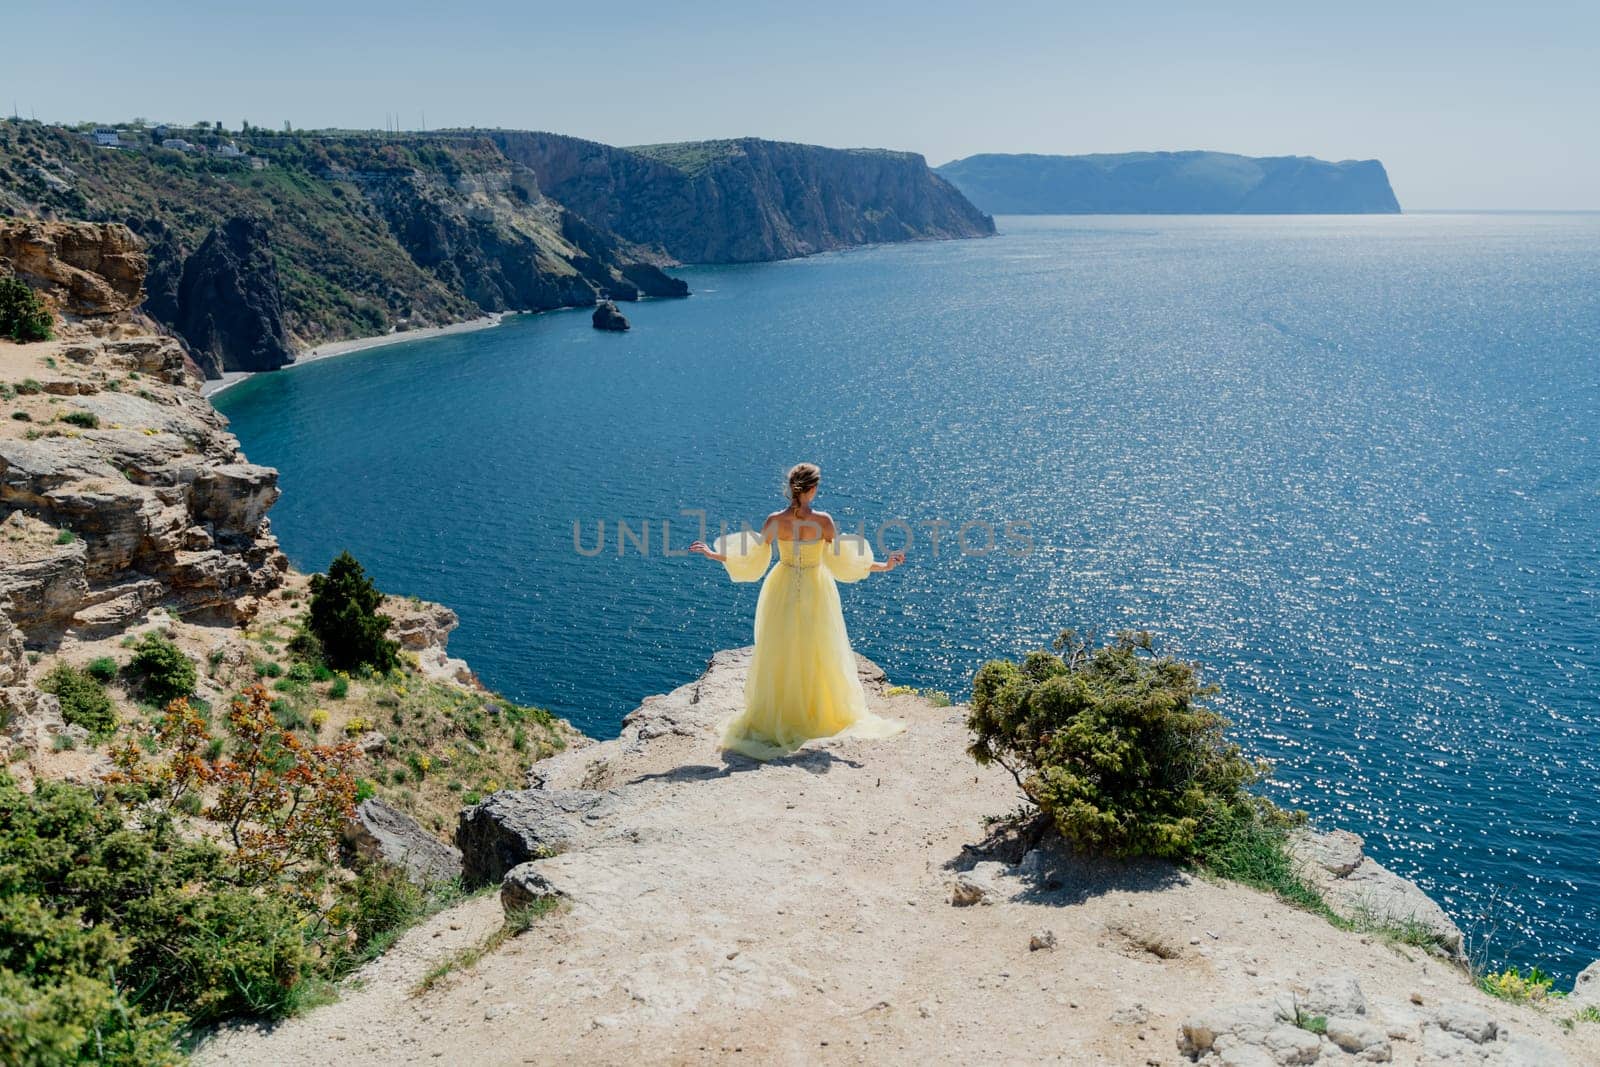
left=197, top=651, right=1599, bottom=1066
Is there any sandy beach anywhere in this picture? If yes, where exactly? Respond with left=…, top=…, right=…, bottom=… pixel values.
left=199, top=314, right=504, bottom=399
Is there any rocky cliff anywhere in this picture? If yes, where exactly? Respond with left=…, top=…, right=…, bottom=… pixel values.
left=0, top=123, right=687, bottom=378
left=490, top=132, right=997, bottom=263
left=0, top=230, right=288, bottom=638
left=3, top=121, right=994, bottom=378
left=937, top=151, right=1402, bottom=214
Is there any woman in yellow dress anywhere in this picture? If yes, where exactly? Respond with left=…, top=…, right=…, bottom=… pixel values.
left=689, top=463, right=908, bottom=760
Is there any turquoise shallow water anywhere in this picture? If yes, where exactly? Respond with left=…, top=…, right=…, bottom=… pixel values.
left=217, top=214, right=1600, bottom=979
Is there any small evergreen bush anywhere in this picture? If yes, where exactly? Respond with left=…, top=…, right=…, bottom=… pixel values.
left=60, top=410, right=99, bottom=429
left=39, top=662, right=116, bottom=738
left=0, top=276, right=53, bottom=343
left=308, top=551, right=397, bottom=673
left=128, top=633, right=197, bottom=704
left=86, top=656, right=119, bottom=683
left=968, top=629, right=1271, bottom=860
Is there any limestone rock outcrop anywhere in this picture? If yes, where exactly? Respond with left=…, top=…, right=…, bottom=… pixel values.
left=456, top=788, right=612, bottom=886
left=379, top=595, right=476, bottom=685
left=1288, top=828, right=1466, bottom=959
left=1572, top=960, right=1600, bottom=1009
left=343, top=798, right=464, bottom=886
left=0, top=219, right=146, bottom=319
left=1178, top=975, right=1569, bottom=1064
left=499, top=862, right=566, bottom=912
left=0, top=331, right=286, bottom=643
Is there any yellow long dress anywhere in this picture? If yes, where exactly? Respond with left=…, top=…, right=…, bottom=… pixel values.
left=712, top=531, right=905, bottom=760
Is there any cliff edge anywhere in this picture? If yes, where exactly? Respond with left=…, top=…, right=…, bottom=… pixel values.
left=197, top=650, right=1598, bottom=1066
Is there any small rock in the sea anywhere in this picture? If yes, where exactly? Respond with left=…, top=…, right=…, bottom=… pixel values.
left=592, top=300, right=630, bottom=331
left=1029, top=929, right=1057, bottom=951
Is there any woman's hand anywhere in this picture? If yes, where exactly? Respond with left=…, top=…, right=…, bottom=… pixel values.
left=871, top=550, right=907, bottom=573
left=689, top=541, right=726, bottom=562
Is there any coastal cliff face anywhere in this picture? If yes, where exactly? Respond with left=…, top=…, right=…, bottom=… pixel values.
left=0, top=124, right=686, bottom=377
left=937, top=151, right=1402, bottom=214
left=491, top=132, right=997, bottom=263
left=3, top=121, right=994, bottom=378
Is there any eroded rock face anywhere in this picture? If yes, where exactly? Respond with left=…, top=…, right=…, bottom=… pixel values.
left=1288, top=829, right=1466, bottom=959
left=380, top=596, right=474, bottom=685
left=0, top=334, right=286, bottom=643
left=175, top=217, right=295, bottom=375
left=343, top=799, right=464, bottom=886
left=456, top=788, right=612, bottom=886
left=0, top=219, right=146, bottom=318
left=1572, top=960, right=1600, bottom=1009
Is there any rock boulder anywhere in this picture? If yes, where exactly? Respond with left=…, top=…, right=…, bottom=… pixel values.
left=591, top=300, right=630, bottom=331
left=500, top=861, right=566, bottom=914
left=343, top=799, right=463, bottom=885
left=456, top=788, right=611, bottom=886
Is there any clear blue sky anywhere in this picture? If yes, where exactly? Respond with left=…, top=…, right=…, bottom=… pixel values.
left=9, top=1, right=1598, bottom=209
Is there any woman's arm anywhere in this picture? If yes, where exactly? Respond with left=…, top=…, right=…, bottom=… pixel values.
left=688, top=541, right=726, bottom=562
left=870, top=550, right=908, bottom=573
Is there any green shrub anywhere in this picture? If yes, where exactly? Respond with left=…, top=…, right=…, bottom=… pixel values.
left=0, top=277, right=54, bottom=343
left=60, top=410, right=99, bottom=429
left=307, top=552, right=397, bottom=673
left=285, top=628, right=324, bottom=664
left=967, top=629, right=1269, bottom=860
left=39, top=662, right=116, bottom=738
left=54, top=527, right=74, bottom=545
left=343, top=863, right=422, bottom=953
left=328, top=676, right=349, bottom=699
left=16, top=378, right=43, bottom=395
left=128, top=633, right=196, bottom=704
left=0, top=773, right=322, bottom=1062
left=0, top=965, right=183, bottom=1067
left=11, top=410, right=29, bottom=421
left=86, top=656, right=119, bottom=683
left=254, top=659, right=283, bottom=678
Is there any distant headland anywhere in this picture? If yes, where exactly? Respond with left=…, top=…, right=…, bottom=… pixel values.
left=937, top=151, right=1401, bottom=215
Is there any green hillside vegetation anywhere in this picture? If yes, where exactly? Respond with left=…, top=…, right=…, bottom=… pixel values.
left=0, top=122, right=481, bottom=346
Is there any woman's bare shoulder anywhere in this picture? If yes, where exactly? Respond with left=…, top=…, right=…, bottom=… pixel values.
left=811, top=510, right=838, bottom=536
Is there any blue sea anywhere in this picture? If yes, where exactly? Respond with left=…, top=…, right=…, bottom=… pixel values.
left=216, top=214, right=1600, bottom=981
